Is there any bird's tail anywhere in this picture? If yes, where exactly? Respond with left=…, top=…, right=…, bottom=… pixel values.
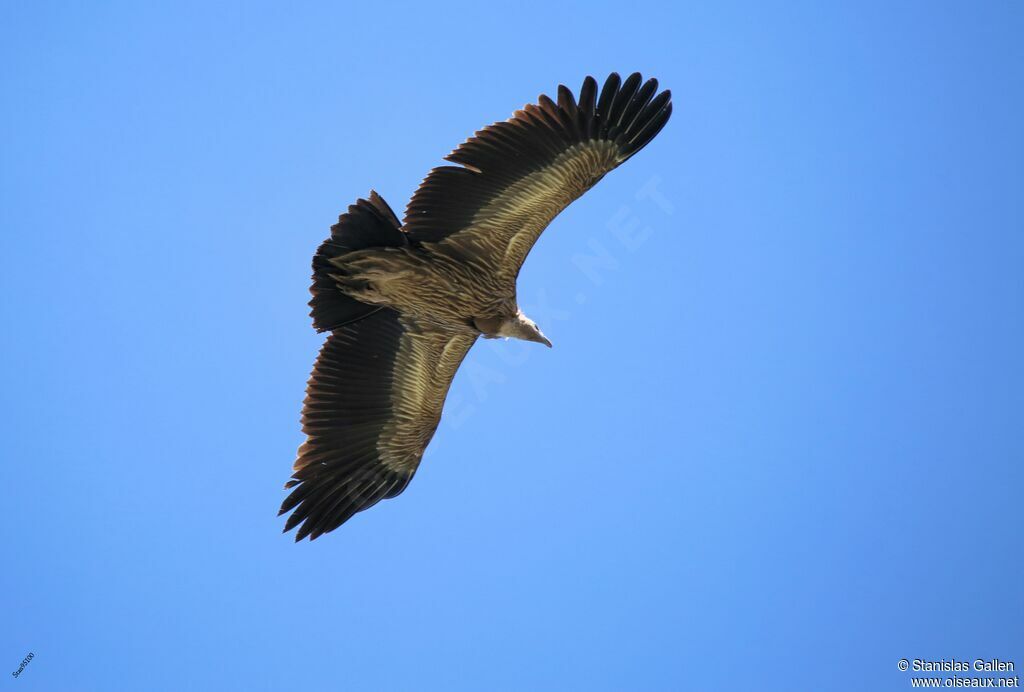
left=309, top=191, right=407, bottom=332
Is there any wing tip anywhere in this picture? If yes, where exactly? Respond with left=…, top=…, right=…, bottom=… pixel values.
left=401, top=71, right=672, bottom=241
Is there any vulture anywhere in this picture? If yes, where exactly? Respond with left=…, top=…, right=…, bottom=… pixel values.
left=281, top=72, right=672, bottom=540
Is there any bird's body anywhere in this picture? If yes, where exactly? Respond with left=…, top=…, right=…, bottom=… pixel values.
left=281, top=73, right=672, bottom=540
left=333, top=242, right=518, bottom=335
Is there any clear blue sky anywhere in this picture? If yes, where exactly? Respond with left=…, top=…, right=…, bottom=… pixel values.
left=2, top=2, right=1022, bottom=690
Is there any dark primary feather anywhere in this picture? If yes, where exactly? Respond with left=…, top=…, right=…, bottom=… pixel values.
left=282, top=309, right=409, bottom=540
left=402, top=71, right=672, bottom=267
left=281, top=309, right=477, bottom=540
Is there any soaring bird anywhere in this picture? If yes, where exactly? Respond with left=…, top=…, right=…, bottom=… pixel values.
left=280, top=72, right=672, bottom=540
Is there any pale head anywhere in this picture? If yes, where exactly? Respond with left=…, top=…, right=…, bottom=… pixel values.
left=496, top=310, right=552, bottom=347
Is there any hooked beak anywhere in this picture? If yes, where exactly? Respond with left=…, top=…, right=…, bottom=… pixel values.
left=533, top=332, right=552, bottom=348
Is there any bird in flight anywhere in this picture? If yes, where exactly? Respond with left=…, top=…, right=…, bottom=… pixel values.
left=280, top=72, right=672, bottom=540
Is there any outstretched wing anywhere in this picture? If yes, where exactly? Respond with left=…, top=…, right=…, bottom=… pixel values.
left=402, top=72, right=672, bottom=276
left=280, top=309, right=477, bottom=540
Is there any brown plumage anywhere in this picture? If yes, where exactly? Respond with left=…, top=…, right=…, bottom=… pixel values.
left=281, top=72, right=672, bottom=540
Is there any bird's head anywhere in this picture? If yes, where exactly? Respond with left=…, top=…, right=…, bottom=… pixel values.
left=498, top=310, right=552, bottom=348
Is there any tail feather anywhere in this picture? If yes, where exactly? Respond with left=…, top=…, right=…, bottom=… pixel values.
left=309, top=191, right=407, bottom=332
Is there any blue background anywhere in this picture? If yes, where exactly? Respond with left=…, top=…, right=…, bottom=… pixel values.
left=2, top=2, right=1021, bottom=690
